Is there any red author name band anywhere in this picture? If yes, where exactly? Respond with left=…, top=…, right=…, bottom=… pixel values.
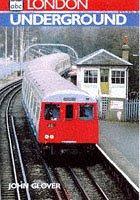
left=1, top=0, right=139, bottom=11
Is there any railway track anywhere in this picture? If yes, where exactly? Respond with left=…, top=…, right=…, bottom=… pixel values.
left=67, top=167, right=108, bottom=200
left=0, top=80, right=21, bottom=104
left=45, top=164, right=120, bottom=200
left=50, top=166, right=108, bottom=200
left=45, top=155, right=139, bottom=200
left=0, top=80, right=31, bottom=200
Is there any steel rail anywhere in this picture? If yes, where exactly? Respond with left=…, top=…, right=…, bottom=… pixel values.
left=0, top=79, right=22, bottom=95
left=0, top=83, right=22, bottom=106
left=53, top=168, right=72, bottom=200
left=26, top=120, right=65, bottom=200
left=11, top=115, right=31, bottom=200
left=24, top=121, right=64, bottom=200
left=0, top=80, right=22, bottom=105
left=96, top=144, right=139, bottom=194
left=4, top=84, right=31, bottom=199
left=0, top=80, right=22, bottom=200
left=67, top=167, right=90, bottom=200
left=5, top=87, right=22, bottom=200
left=44, top=163, right=63, bottom=200
left=84, top=167, right=110, bottom=200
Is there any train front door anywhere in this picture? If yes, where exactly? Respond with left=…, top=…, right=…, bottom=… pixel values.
left=100, top=69, right=109, bottom=94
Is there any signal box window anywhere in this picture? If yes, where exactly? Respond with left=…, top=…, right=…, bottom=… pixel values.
left=45, top=104, right=60, bottom=120
left=112, top=71, right=125, bottom=84
left=66, top=105, right=73, bottom=119
left=84, top=70, right=98, bottom=83
left=80, top=105, right=93, bottom=120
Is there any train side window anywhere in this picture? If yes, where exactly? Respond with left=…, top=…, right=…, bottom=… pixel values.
left=33, top=100, right=37, bottom=114
left=27, top=86, right=31, bottom=106
left=80, top=105, right=93, bottom=120
left=66, top=105, right=73, bottom=119
left=45, top=104, right=60, bottom=120
left=29, top=92, right=33, bottom=107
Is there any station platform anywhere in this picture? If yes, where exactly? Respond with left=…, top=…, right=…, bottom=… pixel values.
left=99, top=120, right=139, bottom=186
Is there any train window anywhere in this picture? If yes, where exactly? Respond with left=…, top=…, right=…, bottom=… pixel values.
left=66, top=105, right=73, bottom=119
left=33, top=100, right=37, bottom=114
left=26, top=87, right=29, bottom=106
left=45, top=104, right=60, bottom=120
left=27, top=86, right=31, bottom=106
left=29, top=92, right=32, bottom=105
left=79, top=105, right=93, bottom=120
left=30, top=93, right=34, bottom=112
left=24, top=83, right=27, bottom=97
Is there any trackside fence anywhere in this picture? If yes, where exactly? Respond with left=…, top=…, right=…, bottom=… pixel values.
left=98, top=98, right=139, bottom=122
left=124, top=99, right=139, bottom=122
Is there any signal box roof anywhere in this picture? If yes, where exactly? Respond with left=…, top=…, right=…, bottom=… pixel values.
left=76, top=49, right=132, bottom=66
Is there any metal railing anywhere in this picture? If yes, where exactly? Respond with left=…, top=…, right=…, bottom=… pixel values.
left=124, top=99, right=139, bottom=122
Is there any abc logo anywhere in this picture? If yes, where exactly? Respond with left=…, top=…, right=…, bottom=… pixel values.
left=10, top=0, right=23, bottom=11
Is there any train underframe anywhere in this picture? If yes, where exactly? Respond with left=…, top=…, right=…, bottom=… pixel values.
left=40, top=143, right=96, bottom=156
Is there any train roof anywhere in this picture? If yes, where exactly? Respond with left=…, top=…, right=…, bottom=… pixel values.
left=25, top=70, right=96, bottom=103
left=26, top=53, right=70, bottom=72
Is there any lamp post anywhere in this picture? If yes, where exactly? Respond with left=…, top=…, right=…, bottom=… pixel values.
left=12, top=27, right=15, bottom=61
left=5, top=27, right=8, bottom=67
left=20, top=27, right=24, bottom=64
left=0, top=27, right=8, bottom=63
left=20, top=35, right=38, bottom=75
left=0, top=43, right=4, bottom=57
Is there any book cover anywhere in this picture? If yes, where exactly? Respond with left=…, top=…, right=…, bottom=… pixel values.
left=0, top=0, right=139, bottom=199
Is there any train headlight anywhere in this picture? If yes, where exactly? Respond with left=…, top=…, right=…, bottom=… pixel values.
left=45, top=134, right=49, bottom=139
left=47, top=123, right=55, bottom=128
left=50, top=135, right=54, bottom=139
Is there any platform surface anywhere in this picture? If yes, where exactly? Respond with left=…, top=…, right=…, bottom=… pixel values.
left=99, top=120, right=139, bottom=186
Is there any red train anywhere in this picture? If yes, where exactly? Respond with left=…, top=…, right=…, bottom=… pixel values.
left=22, top=53, right=99, bottom=154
